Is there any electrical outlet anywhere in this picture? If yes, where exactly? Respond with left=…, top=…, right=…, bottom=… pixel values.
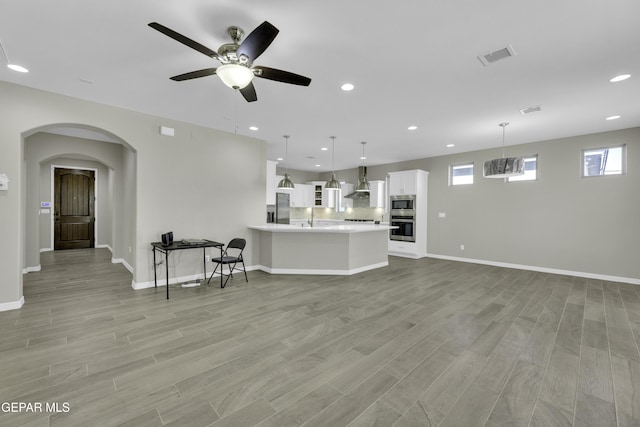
left=460, top=244, right=465, bottom=250
left=205, top=255, right=210, bottom=262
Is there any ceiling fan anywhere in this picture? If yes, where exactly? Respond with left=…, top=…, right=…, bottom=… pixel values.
left=148, top=21, right=311, bottom=102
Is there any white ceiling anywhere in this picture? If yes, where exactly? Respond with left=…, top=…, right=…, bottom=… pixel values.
left=1, top=0, right=639, bottom=172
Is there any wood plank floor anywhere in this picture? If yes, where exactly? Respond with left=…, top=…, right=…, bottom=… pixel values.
left=1, top=248, right=639, bottom=426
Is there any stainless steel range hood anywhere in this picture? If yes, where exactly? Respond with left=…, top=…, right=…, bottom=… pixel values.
left=345, top=167, right=370, bottom=199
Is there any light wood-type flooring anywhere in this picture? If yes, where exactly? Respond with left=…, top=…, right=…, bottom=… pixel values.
left=1, top=248, right=640, bottom=426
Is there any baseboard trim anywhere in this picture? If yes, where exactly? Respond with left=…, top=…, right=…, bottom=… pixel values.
left=40, top=248, right=53, bottom=253
left=388, top=251, right=427, bottom=260
left=0, top=296, right=25, bottom=312
left=22, top=265, right=41, bottom=274
left=426, top=253, right=640, bottom=285
left=253, top=261, right=389, bottom=276
left=131, top=265, right=257, bottom=290
left=112, top=258, right=133, bottom=274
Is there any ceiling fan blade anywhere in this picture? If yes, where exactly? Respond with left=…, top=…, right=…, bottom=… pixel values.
left=236, top=21, right=279, bottom=63
left=149, top=22, right=219, bottom=59
left=239, top=82, right=258, bottom=102
left=254, top=66, right=311, bottom=86
left=170, top=68, right=217, bottom=81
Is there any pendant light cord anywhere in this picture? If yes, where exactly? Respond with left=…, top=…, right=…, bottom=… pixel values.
left=499, top=122, right=509, bottom=158
left=284, top=135, right=290, bottom=174
left=0, top=39, right=8, bottom=65
left=362, top=141, right=366, bottom=168
left=330, top=136, right=336, bottom=174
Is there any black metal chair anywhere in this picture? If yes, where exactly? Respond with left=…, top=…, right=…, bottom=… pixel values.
left=207, top=238, right=247, bottom=288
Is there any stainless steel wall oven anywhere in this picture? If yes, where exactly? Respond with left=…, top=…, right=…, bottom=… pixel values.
left=390, top=195, right=416, bottom=242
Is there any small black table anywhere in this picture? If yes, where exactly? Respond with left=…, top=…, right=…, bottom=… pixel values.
left=151, top=239, right=224, bottom=299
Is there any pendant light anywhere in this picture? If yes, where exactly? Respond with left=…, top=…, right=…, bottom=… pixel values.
left=483, top=123, right=525, bottom=178
left=356, top=141, right=370, bottom=192
left=325, top=136, right=341, bottom=190
left=277, top=135, right=295, bottom=189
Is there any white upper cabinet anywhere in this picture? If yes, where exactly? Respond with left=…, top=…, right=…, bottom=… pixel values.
left=388, top=170, right=418, bottom=195
left=291, top=184, right=314, bottom=207
left=368, top=180, right=386, bottom=208
left=307, top=181, right=329, bottom=207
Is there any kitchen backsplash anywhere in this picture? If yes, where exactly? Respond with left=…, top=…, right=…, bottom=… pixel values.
left=291, top=207, right=386, bottom=222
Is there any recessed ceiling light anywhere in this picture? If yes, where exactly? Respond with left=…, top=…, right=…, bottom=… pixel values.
left=341, top=83, right=354, bottom=91
left=360, top=156, right=367, bottom=160
left=276, top=157, right=283, bottom=161
left=315, top=164, right=321, bottom=167
left=610, top=74, right=630, bottom=82
left=321, top=147, right=328, bottom=151
left=446, top=144, right=455, bottom=148
left=7, top=64, right=28, bottom=73
left=408, top=125, right=418, bottom=130
left=606, top=115, right=621, bottom=120
left=249, top=126, right=258, bottom=131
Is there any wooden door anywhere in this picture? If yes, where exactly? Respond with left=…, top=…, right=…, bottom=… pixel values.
left=54, top=168, right=95, bottom=250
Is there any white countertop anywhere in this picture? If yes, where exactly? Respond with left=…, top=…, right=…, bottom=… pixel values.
left=249, top=223, right=396, bottom=233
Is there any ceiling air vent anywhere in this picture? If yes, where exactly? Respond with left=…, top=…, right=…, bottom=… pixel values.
left=478, top=44, right=516, bottom=66
left=520, top=105, right=542, bottom=115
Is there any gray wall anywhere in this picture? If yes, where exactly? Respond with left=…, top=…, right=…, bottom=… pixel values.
left=0, top=81, right=265, bottom=308
left=333, top=127, right=640, bottom=281
left=275, top=167, right=320, bottom=184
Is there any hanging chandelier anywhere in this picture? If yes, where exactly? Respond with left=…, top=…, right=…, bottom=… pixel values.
left=483, top=123, right=525, bottom=178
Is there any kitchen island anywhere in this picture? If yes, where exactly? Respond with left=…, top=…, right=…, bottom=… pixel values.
left=248, top=223, right=396, bottom=275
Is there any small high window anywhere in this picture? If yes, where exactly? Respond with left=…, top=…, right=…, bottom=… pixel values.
left=582, top=145, right=625, bottom=177
left=508, top=156, right=538, bottom=182
left=450, top=163, right=474, bottom=186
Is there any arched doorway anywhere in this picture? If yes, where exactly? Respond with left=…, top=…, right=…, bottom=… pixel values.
left=22, top=124, right=137, bottom=276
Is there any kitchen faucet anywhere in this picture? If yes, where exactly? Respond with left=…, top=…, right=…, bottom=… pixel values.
left=307, top=207, right=314, bottom=227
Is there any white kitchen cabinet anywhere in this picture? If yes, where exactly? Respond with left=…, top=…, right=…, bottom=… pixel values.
left=388, top=170, right=417, bottom=195
left=387, top=170, right=429, bottom=259
left=291, top=184, right=314, bottom=207
left=368, top=180, right=386, bottom=208
left=307, top=181, right=331, bottom=207
left=266, top=160, right=278, bottom=205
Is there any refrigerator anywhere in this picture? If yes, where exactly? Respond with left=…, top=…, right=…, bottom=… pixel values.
left=276, top=192, right=290, bottom=224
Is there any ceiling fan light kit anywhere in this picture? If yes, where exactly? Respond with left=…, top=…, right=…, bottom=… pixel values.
left=215, top=63, right=254, bottom=89
left=483, top=122, right=525, bottom=178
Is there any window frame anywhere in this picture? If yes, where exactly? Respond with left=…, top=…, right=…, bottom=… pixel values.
left=581, top=144, right=626, bottom=178
left=507, top=155, right=538, bottom=182
left=449, top=162, right=474, bottom=186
